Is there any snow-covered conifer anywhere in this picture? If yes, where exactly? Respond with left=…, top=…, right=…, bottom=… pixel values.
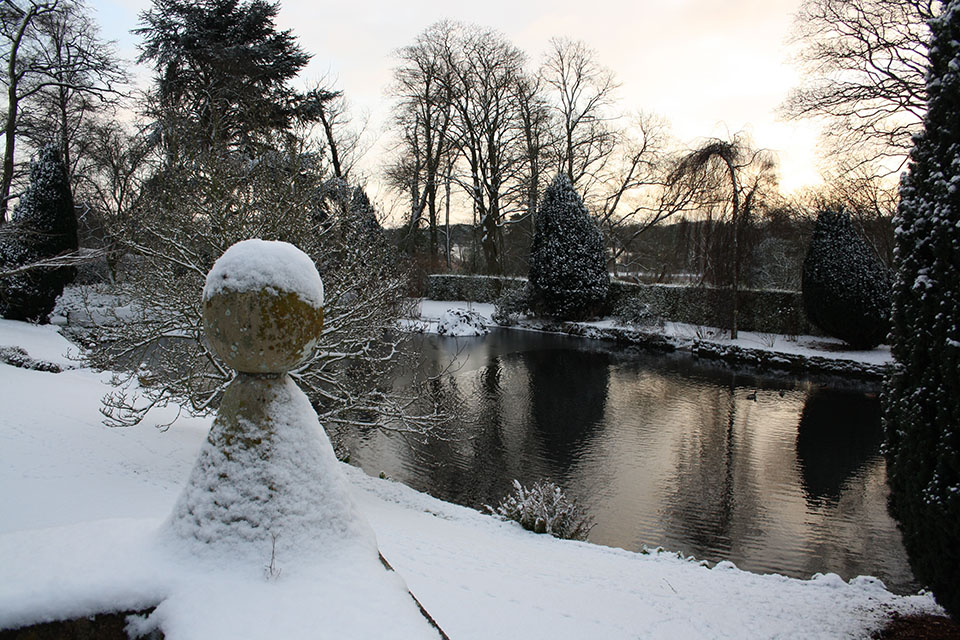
left=0, top=145, right=78, bottom=322
left=528, top=174, right=608, bottom=320
left=801, top=207, right=891, bottom=349
left=885, top=0, right=960, bottom=619
left=350, top=186, right=382, bottom=237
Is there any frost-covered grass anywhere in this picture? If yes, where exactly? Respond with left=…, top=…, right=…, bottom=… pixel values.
left=0, top=317, right=943, bottom=639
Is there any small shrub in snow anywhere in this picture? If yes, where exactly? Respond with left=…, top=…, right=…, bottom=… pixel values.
left=528, top=174, right=609, bottom=321
left=491, top=479, right=593, bottom=541
left=801, top=208, right=890, bottom=349
left=885, top=0, right=960, bottom=620
left=0, top=145, right=78, bottom=322
left=437, top=308, right=488, bottom=337
left=0, top=345, right=62, bottom=372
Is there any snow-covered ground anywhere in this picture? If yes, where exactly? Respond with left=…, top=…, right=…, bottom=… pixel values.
left=0, top=317, right=943, bottom=639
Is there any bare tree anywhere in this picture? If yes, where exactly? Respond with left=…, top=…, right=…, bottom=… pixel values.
left=540, top=37, right=620, bottom=199
left=388, top=20, right=459, bottom=265
left=72, top=119, right=152, bottom=276
left=16, top=1, right=125, bottom=188
left=0, top=0, right=124, bottom=222
left=590, top=113, right=680, bottom=266
left=783, top=0, right=938, bottom=172
left=304, top=82, right=371, bottom=183
left=86, top=140, right=436, bottom=440
left=514, top=70, right=553, bottom=227
left=671, top=134, right=778, bottom=338
left=0, top=0, right=58, bottom=222
left=446, top=24, right=528, bottom=275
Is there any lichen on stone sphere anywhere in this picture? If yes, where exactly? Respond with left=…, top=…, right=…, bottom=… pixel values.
left=202, top=240, right=324, bottom=373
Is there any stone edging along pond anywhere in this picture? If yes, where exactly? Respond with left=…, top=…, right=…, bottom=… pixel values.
left=504, top=318, right=890, bottom=383
left=425, top=274, right=889, bottom=381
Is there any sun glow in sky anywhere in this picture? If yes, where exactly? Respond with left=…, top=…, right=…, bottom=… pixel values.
left=90, top=0, right=824, bottom=199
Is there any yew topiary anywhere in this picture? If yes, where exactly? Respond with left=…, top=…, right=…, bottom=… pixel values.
left=801, top=208, right=890, bottom=349
left=528, top=174, right=608, bottom=320
left=0, top=145, right=78, bottom=322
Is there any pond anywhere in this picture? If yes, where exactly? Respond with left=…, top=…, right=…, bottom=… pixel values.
left=337, top=328, right=916, bottom=593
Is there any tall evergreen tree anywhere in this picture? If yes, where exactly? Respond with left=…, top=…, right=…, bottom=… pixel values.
left=885, top=0, right=960, bottom=619
left=136, top=0, right=322, bottom=153
left=0, top=144, right=77, bottom=322
left=801, top=207, right=891, bottom=349
left=529, top=174, right=608, bottom=320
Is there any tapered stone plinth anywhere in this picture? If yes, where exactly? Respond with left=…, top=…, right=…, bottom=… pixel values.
left=166, top=239, right=375, bottom=559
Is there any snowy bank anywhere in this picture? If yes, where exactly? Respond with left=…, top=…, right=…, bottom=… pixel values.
left=405, top=299, right=891, bottom=381
left=0, top=320, right=943, bottom=639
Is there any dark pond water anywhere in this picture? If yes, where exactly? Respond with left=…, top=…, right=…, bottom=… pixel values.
left=339, top=329, right=916, bottom=593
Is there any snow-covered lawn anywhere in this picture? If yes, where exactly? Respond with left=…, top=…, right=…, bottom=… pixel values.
left=0, top=318, right=943, bottom=639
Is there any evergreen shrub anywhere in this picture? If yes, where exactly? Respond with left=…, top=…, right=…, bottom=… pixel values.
left=528, top=174, right=608, bottom=320
left=0, top=145, right=78, bottom=322
left=801, top=208, right=890, bottom=349
left=884, top=0, right=960, bottom=620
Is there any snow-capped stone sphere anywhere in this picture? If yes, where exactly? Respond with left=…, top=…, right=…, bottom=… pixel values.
left=203, top=239, right=324, bottom=373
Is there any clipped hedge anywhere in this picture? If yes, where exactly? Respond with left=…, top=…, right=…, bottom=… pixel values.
left=426, top=274, right=527, bottom=302
left=425, top=274, right=816, bottom=337
left=607, top=281, right=815, bottom=336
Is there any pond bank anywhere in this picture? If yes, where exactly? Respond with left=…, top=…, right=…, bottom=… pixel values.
left=411, top=299, right=892, bottom=383
left=2, top=317, right=930, bottom=639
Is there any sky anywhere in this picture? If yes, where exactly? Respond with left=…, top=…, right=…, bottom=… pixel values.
left=88, top=0, right=824, bottom=203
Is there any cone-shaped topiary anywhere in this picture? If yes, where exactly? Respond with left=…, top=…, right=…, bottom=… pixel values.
left=801, top=208, right=891, bottom=349
left=0, top=145, right=78, bottom=322
left=884, top=0, right=960, bottom=620
left=529, top=174, right=608, bottom=320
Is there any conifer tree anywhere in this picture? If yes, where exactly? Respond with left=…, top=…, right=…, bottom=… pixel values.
left=801, top=207, right=891, bottom=349
left=136, top=0, right=320, bottom=153
left=529, top=174, right=608, bottom=320
left=0, top=144, right=78, bottom=322
left=885, top=0, right=960, bottom=619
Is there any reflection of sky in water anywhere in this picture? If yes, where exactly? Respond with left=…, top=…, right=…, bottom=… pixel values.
left=341, top=329, right=915, bottom=593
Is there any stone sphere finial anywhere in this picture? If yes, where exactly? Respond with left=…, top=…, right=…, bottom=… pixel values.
left=202, top=239, right=324, bottom=373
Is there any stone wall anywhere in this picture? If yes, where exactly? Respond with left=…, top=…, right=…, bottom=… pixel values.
left=425, top=274, right=817, bottom=336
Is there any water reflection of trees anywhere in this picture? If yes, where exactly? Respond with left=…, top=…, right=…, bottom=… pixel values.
left=384, top=346, right=612, bottom=510
left=344, top=333, right=915, bottom=591
left=796, top=387, right=883, bottom=504
left=794, top=387, right=913, bottom=590
left=662, top=378, right=764, bottom=559
left=525, top=349, right=610, bottom=471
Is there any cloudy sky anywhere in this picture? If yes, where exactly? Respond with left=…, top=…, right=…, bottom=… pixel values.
left=89, top=0, right=824, bottom=196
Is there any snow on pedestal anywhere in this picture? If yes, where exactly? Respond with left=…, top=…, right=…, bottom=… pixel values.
left=166, top=239, right=374, bottom=559
left=154, top=240, right=441, bottom=638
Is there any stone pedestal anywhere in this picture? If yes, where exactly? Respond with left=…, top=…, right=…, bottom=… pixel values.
left=166, top=239, right=375, bottom=559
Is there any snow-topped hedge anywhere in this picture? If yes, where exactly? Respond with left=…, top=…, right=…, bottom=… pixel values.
left=426, top=273, right=527, bottom=303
